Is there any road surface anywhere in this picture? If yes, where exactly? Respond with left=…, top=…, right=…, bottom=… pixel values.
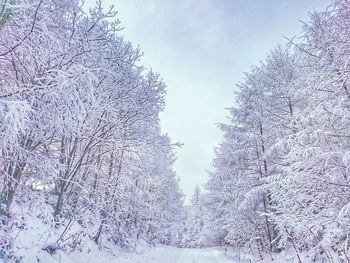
left=44, top=246, right=239, bottom=263
left=144, top=247, right=235, bottom=263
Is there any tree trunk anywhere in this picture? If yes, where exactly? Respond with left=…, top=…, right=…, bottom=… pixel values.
left=54, top=181, right=65, bottom=219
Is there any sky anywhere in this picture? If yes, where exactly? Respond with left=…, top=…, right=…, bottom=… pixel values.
left=88, top=0, right=329, bottom=203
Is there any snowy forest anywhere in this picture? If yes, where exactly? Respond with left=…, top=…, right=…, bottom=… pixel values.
left=186, top=0, right=350, bottom=262
left=0, top=0, right=350, bottom=262
left=0, top=0, right=185, bottom=261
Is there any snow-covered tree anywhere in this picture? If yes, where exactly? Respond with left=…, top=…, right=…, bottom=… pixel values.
left=0, top=0, right=184, bottom=256
left=207, top=1, right=350, bottom=261
left=179, top=186, right=210, bottom=248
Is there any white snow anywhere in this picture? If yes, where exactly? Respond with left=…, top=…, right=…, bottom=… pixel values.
left=135, top=247, right=235, bottom=263
left=5, top=206, right=235, bottom=263
left=26, top=246, right=236, bottom=263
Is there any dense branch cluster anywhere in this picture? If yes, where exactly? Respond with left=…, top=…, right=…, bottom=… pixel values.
left=183, top=0, right=350, bottom=261
left=0, top=0, right=183, bottom=256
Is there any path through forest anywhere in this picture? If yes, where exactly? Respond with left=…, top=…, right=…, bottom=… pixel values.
left=138, top=247, right=237, bottom=263
left=173, top=248, right=234, bottom=263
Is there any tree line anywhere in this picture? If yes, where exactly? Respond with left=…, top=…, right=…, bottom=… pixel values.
left=182, top=1, right=350, bottom=262
left=0, top=0, right=184, bottom=256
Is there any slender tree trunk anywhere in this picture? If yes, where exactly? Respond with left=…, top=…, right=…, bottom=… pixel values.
left=254, top=123, right=274, bottom=254
left=259, top=121, right=277, bottom=255
left=1, top=136, right=32, bottom=215
left=94, top=217, right=106, bottom=245
left=54, top=181, right=66, bottom=218
left=1, top=161, right=26, bottom=215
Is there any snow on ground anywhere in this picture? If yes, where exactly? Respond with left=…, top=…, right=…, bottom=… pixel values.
left=33, top=246, right=237, bottom=263
left=4, top=204, right=309, bottom=263
left=4, top=205, right=236, bottom=263
left=135, top=246, right=235, bottom=263
left=11, top=243, right=322, bottom=263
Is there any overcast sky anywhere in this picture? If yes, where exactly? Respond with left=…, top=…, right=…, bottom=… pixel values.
left=88, top=0, right=329, bottom=203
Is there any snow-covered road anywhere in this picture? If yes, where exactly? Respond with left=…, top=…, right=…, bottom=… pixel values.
left=33, top=245, right=237, bottom=263
left=172, top=248, right=233, bottom=263
left=137, top=247, right=235, bottom=263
